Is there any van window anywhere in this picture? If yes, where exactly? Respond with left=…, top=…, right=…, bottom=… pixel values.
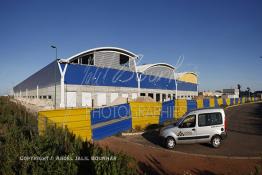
left=198, top=112, right=222, bottom=127
left=180, top=115, right=196, bottom=128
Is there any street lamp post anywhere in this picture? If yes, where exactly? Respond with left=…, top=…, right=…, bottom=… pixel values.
left=51, top=45, right=57, bottom=109
left=173, top=70, right=178, bottom=100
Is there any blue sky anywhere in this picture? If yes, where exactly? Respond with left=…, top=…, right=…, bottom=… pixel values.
left=0, top=0, right=262, bottom=95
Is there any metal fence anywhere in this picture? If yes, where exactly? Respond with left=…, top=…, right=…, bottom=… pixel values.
left=38, top=97, right=261, bottom=141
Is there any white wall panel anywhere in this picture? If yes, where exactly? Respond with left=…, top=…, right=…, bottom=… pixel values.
left=66, top=91, right=76, bottom=107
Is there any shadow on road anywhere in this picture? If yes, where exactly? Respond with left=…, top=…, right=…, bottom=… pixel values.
left=227, top=102, right=262, bottom=136
left=142, top=130, right=163, bottom=147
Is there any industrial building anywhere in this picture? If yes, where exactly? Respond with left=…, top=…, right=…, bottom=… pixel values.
left=13, top=47, right=198, bottom=108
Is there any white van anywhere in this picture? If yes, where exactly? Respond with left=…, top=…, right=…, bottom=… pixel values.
left=160, top=108, right=227, bottom=149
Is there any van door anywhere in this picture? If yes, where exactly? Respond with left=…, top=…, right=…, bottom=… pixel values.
left=176, top=115, right=197, bottom=144
left=196, top=112, right=223, bottom=143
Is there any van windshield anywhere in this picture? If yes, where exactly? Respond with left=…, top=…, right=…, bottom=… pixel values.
left=174, top=114, right=188, bottom=126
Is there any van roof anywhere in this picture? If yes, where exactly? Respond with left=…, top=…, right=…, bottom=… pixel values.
left=187, top=107, right=224, bottom=114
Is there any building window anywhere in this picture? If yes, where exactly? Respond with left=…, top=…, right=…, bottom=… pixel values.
left=81, top=54, right=94, bottom=65
left=162, top=94, right=166, bottom=101
left=156, top=94, right=160, bottom=102
left=140, top=93, right=146, bottom=96
left=72, top=58, right=79, bottom=64
left=120, top=54, right=129, bottom=67
left=148, top=93, right=154, bottom=99
left=43, top=96, right=47, bottom=99
left=48, top=95, right=52, bottom=99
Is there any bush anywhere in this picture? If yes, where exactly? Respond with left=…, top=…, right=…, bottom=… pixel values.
left=0, top=97, right=138, bottom=175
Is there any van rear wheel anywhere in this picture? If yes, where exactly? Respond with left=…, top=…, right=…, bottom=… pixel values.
left=211, top=136, right=221, bottom=148
left=166, top=137, right=176, bottom=149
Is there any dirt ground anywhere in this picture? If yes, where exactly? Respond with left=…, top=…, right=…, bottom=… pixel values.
left=97, top=103, right=262, bottom=175
left=98, top=137, right=261, bottom=175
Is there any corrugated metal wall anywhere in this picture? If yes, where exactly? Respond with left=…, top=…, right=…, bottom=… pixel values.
left=187, top=100, right=197, bottom=112
left=38, top=97, right=260, bottom=141
left=159, top=100, right=175, bottom=124
left=94, top=51, right=136, bottom=71
left=65, top=64, right=138, bottom=88
left=13, top=60, right=60, bottom=92
left=64, top=63, right=197, bottom=91
left=91, top=103, right=132, bottom=140
left=38, top=108, right=92, bottom=140
left=130, top=102, right=161, bottom=130
left=143, top=65, right=174, bottom=79
left=175, top=99, right=187, bottom=118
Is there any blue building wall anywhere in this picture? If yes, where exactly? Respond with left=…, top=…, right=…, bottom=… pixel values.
left=13, top=61, right=60, bottom=92
left=14, top=62, right=197, bottom=92
left=64, top=64, right=138, bottom=88
left=64, top=64, right=197, bottom=91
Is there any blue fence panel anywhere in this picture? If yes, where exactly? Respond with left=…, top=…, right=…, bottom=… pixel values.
left=91, top=103, right=132, bottom=140
left=91, top=103, right=130, bottom=125
left=203, top=99, right=210, bottom=108
left=187, top=100, right=197, bottom=112
left=214, top=98, right=219, bottom=107
left=230, top=98, right=234, bottom=106
left=223, top=98, right=227, bottom=106
left=235, top=98, right=239, bottom=104
left=159, top=100, right=174, bottom=124
left=92, top=118, right=132, bottom=140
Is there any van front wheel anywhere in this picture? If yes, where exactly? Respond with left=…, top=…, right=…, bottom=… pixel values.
left=166, top=137, right=176, bottom=149
left=211, top=135, right=221, bottom=148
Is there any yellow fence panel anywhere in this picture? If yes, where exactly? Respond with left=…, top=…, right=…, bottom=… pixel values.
left=38, top=108, right=92, bottom=141
left=209, top=98, right=215, bottom=107
left=217, top=98, right=223, bottom=106
left=175, top=99, right=187, bottom=119
left=242, top=97, right=246, bottom=103
left=197, top=99, right=203, bottom=109
left=236, top=98, right=240, bottom=104
left=130, top=102, right=161, bottom=130
left=225, top=98, right=230, bottom=106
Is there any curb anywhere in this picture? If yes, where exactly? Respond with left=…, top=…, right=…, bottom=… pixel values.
left=112, top=137, right=262, bottom=160
left=122, top=132, right=144, bottom=136
left=224, top=101, right=262, bottom=109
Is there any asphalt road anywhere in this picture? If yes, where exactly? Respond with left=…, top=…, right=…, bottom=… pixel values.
left=124, top=102, right=262, bottom=157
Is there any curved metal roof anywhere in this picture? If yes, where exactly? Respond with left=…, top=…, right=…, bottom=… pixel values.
left=176, top=72, right=198, bottom=78
left=136, top=63, right=175, bottom=73
left=64, top=47, right=138, bottom=62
